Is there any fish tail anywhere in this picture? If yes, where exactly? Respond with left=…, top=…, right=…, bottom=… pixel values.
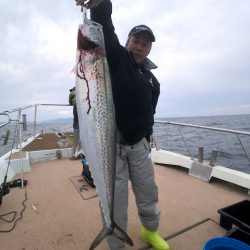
left=89, top=226, right=110, bottom=250
left=112, top=221, right=133, bottom=247
left=89, top=222, right=133, bottom=250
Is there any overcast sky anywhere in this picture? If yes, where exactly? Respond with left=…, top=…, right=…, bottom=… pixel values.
left=0, top=0, right=250, bottom=121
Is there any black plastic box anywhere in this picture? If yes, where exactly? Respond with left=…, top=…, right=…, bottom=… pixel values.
left=225, top=227, right=250, bottom=245
left=218, top=200, right=250, bottom=232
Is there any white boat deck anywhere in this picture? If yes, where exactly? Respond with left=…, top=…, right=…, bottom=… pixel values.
left=0, top=157, right=249, bottom=250
left=0, top=131, right=249, bottom=249
left=152, top=148, right=250, bottom=193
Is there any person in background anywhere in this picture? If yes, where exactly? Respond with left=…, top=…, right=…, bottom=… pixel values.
left=75, top=1, right=170, bottom=249
left=69, top=87, right=95, bottom=187
left=69, top=87, right=80, bottom=155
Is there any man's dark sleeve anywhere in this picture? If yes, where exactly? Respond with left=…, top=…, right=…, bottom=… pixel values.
left=90, top=0, right=121, bottom=67
left=90, top=1, right=112, bottom=31
left=151, top=76, right=160, bottom=114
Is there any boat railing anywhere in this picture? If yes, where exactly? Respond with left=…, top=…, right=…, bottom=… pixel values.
left=1, top=105, right=249, bottom=168
left=0, top=113, right=11, bottom=129
left=1, top=103, right=70, bottom=132
left=0, top=103, right=71, bottom=188
left=0, top=103, right=71, bottom=157
left=154, top=120, right=250, bottom=165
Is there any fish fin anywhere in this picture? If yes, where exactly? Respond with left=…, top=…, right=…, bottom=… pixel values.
left=112, top=221, right=134, bottom=247
left=70, top=65, right=77, bottom=74
left=89, top=222, right=133, bottom=250
left=89, top=226, right=110, bottom=250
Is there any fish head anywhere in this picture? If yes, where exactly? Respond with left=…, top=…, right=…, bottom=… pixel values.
left=77, top=28, right=99, bottom=51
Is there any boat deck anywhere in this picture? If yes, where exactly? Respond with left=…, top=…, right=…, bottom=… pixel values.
left=0, top=157, right=248, bottom=250
left=22, top=132, right=74, bottom=151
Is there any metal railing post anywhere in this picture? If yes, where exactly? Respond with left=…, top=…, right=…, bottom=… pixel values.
left=237, top=134, right=250, bottom=164
left=34, top=105, right=38, bottom=134
left=177, top=125, right=194, bottom=160
left=17, top=110, right=24, bottom=188
left=155, top=120, right=250, bottom=167
left=3, top=130, right=10, bottom=145
left=198, top=146, right=204, bottom=163
left=19, top=120, right=24, bottom=188
left=209, top=150, right=217, bottom=166
left=151, top=135, right=158, bottom=150
left=22, top=114, right=27, bottom=131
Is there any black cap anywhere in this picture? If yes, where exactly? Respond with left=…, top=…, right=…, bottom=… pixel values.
left=128, top=25, right=155, bottom=42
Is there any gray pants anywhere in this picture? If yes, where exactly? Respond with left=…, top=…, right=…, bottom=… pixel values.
left=107, top=137, right=160, bottom=249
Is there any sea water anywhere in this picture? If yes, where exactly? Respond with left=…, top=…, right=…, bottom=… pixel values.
left=153, top=114, right=250, bottom=174
left=1, top=114, right=250, bottom=174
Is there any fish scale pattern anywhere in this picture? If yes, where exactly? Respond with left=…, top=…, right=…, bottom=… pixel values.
left=94, top=59, right=115, bottom=211
left=76, top=22, right=116, bottom=229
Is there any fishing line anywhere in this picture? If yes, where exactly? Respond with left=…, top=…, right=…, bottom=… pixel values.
left=0, top=121, right=19, bottom=207
left=0, top=187, right=27, bottom=233
left=0, top=117, right=28, bottom=232
left=0, top=119, right=16, bottom=199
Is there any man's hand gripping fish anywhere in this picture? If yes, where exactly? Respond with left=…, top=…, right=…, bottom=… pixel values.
left=74, top=10, right=133, bottom=250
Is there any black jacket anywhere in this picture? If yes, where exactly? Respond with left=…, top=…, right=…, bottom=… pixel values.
left=91, top=0, right=160, bottom=144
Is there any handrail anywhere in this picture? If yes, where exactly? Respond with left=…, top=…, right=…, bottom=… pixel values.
left=155, top=120, right=250, bottom=164
left=3, top=103, right=70, bottom=115
left=0, top=103, right=71, bottom=157
left=1, top=103, right=72, bottom=187
left=0, top=113, right=11, bottom=128
left=155, top=120, right=250, bottom=136
left=0, top=130, right=43, bottom=157
left=1, top=103, right=70, bottom=133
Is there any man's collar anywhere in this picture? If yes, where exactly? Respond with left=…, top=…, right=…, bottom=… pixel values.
left=128, top=51, right=158, bottom=70
left=142, top=58, right=158, bottom=70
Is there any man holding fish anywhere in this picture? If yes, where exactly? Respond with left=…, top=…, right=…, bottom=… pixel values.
left=74, top=0, right=170, bottom=249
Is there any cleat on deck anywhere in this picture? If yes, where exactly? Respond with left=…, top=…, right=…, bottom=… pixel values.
left=140, top=226, right=170, bottom=250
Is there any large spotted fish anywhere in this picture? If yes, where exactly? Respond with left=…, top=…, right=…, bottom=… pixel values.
left=74, top=15, right=133, bottom=249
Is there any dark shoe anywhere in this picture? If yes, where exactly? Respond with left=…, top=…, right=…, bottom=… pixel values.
left=83, top=176, right=95, bottom=188
left=78, top=153, right=85, bottom=159
left=81, top=168, right=95, bottom=188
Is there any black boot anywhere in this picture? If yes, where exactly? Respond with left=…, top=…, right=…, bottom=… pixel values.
left=81, top=158, right=95, bottom=188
